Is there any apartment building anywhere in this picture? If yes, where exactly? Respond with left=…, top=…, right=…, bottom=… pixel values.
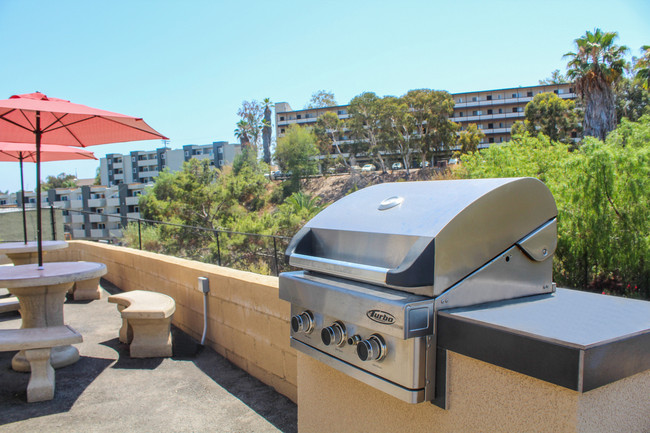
left=100, top=141, right=241, bottom=187
left=275, top=83, right=576, bottom=158
left=48, top=183, right=147, bottom=240
left=0, top=184, right=147, bottom=241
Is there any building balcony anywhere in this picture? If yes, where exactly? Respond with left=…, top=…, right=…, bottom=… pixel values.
left=89, top=228, right=108, bottom=238
left=71, top=229, right=85, bottom=238
left=125, top=196, right=139, bottom=206
left=89, top=214, right=104, bottom=223
left=71, top=214, right=85, bottom=224
left=106, top=198, right=120, bottom=207
left=68, top=199, right=83, bottom=209
left=87, top=198, right=105, bottom=207
left=126, top=212, right=140, bottom=219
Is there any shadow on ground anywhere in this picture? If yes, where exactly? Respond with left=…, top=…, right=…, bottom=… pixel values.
left=0, top=352, right=113, bottom=425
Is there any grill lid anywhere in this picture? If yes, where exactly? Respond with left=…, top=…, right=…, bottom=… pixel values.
left=286, top=178, right=557, bottom=296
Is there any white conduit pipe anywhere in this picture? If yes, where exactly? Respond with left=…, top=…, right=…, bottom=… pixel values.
left=198, top=277, right=210, bottom=346
left=201, top=290, right=208, bottom=345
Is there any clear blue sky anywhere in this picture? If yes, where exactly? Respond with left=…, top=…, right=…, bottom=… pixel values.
left=0, top=0, right=648, bottom=193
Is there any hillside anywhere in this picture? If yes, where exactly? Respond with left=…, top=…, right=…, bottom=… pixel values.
left=301, top=168, right=456, bottom=204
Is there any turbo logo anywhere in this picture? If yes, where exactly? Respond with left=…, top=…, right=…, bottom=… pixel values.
left=366, top=310, right=396, bottom=325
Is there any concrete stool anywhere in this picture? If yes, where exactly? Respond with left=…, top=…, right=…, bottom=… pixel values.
left=108, top=290, right=176, bottom=358
left=0, top=326, right=82, bottom=402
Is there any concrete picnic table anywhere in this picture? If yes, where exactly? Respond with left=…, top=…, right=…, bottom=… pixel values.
left=0, top=240, right=68, bottom=266
left=0, top=261, right=107, bottom=371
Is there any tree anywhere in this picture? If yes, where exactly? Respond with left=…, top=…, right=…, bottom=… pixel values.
left=94, top=167, right=101, bottom=185
left=234, top=120, right=251, bottom=147
left=42, top=173, right=76, bottom=190
left=305, top=90, right=337, bottom=109
left=401, top=89, right=457, bottom=165
left=511, top=92, right=580, bottom=142
left=237, top=100, right=264, bottom=153
left=313, top=111, right=348, bottom=168
left=274, top=125, right=318, bottom=193
left=457, top=124, right=485, bottom=154
left=564, top=28, right=629, bottom=140
left=539, top=69, right=570, bottom=85
left=379, top=96, right=417, bottom=175
left=634, top=45, right=650, bottom=89
left=348, top=92, right=387, bottom=172
left=615, top=76, right=650, bottom=123
left=261, top=98, right=273, bottom=164
left=459, top=117, right=650, bottom=299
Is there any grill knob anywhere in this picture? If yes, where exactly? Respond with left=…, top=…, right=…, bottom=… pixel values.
left=321, top=322, right=346, bottom=347
left=357, top=334, right=387, bottom=362
left=291, top=311, right=314, bottom=334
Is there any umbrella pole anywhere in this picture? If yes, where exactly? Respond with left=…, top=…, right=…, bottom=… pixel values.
left=19, top=154, right=28, bottom=244
left=35, top=112, right=43, bottom=268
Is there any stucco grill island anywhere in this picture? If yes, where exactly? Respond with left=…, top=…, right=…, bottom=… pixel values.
left=279, top=178, right=650, bottom=407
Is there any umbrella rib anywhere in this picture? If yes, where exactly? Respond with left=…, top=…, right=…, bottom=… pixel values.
left=0, top=111, right=37, bottom=134
left=42, top=113, right=85, bottom=147
left=44, top=115, right=166, bottom=142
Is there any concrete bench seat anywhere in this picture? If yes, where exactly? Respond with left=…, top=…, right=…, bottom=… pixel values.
left=0, top=295, right=20, bottom=313
left=0, top=325, right=82, bottom=402
left=108, top=290, right=176, bottom=358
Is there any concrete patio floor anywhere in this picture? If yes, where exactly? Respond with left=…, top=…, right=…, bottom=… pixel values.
left=0, top=280, right=297, bottom=433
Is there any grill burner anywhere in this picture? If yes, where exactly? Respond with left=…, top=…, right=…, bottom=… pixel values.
left=280, top=178, right=558, bottom=404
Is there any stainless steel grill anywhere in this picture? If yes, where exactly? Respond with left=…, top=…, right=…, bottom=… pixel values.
left=279, top=178, right=558, bottom=404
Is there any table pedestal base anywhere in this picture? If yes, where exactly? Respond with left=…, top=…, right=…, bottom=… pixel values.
left=12, top=345, right=80, bottom=372
left=10, top=281, right=77, bottom=371
left=7, top=252, right=40, bottom=266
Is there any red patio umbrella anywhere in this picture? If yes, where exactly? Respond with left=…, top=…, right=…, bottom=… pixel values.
left=0, top=92, right=167, bottom=267
left=0, top=142, right=97, bottom=244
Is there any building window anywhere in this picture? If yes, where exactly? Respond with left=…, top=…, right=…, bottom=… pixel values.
left=497, top=95, right=502, bottom=99
left=280, top=116, right=285, bottom=121
left=486, top=95, right=492, bottom=101
left=471, top=96, right=478, bottom=102
left=337, top=110, right=347, bottom=115
left=499, top=122, right=504, bottom=128
left=489, top=137, right=494, bottom=143
left=487, top=109, right=493, bottom=115
left=218, top=147, right=223, bottom=154
left=185, top=151, right=189, bottom=156
left=553, top=89, right=559, bottom=94
left=527, top=91, right=533, bottom=97
left=472, top=110, right=482, bottom=116
left=498, top=108, right=503, bottom=114
left=131, top=156, right=136, bottom=162
left=459, top=112, right=464, bottom=117
left=569, top=87, right=574, bottom=94
left=477, top=124, right=483, bottom=129
left=457, top=97, right=463, bottom=103
left=280, top=128, right=285, bottom=133
left=512, top=93, right=520, bottom=98
left=488, top=123, right=493, bottom=129
left=297, top=114, right=302, bottom=119
left=500, top=137, right=504, bottom=143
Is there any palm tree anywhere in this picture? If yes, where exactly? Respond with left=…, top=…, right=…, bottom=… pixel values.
left=564, top=29, right=629, bottom=141
left=262, top=98, right=273, bottom=164
left=234, top=120, right=251, bottom=147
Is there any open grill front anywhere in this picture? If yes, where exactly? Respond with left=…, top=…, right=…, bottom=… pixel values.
left=279, top=178, right=558, bottom=404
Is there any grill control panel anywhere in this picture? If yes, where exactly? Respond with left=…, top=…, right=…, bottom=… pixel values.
left=289, top=305, right=430, bottom=390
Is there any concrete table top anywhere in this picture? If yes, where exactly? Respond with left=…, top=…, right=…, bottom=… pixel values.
left=0, top=241, right=68, bottom=266
left=0, top=261, right=107, bottom=372
left=0, top=261, right=106, bottom=288
left=0, top=241, right=68, bottom=254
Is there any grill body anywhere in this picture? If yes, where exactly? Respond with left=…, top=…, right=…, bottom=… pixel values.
left=279, top=178, right=558, bottom=403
